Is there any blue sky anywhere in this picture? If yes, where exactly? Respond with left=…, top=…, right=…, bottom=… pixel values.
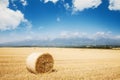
left=0, top=0, right=120, bottom=43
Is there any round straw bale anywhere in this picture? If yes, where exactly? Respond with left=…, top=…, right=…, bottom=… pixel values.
left=26, top=53, right=54, bottom=74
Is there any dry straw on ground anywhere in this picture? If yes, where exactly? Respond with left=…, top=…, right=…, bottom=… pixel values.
left=26, top=53, right=54, bottom=74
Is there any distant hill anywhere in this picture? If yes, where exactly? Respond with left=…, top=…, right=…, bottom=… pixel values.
left=0, top=37, right=120, bottom=48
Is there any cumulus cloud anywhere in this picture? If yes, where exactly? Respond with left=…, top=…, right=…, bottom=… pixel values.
left=72, top=0, right=102, bottom=12
left=43, top=0, right=58, bottom=4
left=108, top=0, right=120, bottom=11
left=0, top=0, right=30, bottom=31
left=21, top=0, right=28, bottom=6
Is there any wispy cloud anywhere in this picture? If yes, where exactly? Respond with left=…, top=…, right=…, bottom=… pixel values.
left=20, top=0, right=28, bottom=6
left=59, top=31, right=87, bottom=38
left=92, top=31, right=112, bottom=39
left=59, top=31, right=120, bottom=40
left=64, top=3, right=70, bottom=10
left=57, top=17, right=60, bottom=22
left=0, top=31, right=120, bottom=45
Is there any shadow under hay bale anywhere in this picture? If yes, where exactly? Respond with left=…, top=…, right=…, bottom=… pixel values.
left=51, top=69, right=57, bottom=72
left=26, top=53, right=54, bottom=74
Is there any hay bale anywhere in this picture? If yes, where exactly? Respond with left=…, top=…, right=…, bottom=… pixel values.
left=26, top=53, right=54, bottom=74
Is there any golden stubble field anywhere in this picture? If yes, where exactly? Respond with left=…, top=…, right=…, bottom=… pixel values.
left=0, top=48, right=120, bottom=80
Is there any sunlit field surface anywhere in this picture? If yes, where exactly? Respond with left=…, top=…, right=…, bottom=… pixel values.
left=0, top=48, right=120, bottom=80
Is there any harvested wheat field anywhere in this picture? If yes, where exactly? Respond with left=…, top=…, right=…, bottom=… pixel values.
left=0, top=48, right=120, bottom=80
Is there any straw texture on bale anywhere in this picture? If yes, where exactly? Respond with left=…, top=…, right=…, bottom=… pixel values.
left=26, top=53, right=54, bottom=74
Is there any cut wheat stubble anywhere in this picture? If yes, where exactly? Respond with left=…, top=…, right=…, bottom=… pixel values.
left=26, top=53, right=54, bottom=74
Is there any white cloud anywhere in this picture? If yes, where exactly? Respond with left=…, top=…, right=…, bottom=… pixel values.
left=108, top=0, right=120, bottom=11
left=95, top=32, right=108, bottom=36
left=115, top=35, right=120, bottom=39
left=22, top=19, right=32, bottom=31
left=72, top=0, right=102, bottom=12
left=0, top=0, right=30, bottom=31
left=21, top=0, right=28, bottom=6
left=91, top=31, right=113, bottom=40
left=38, top=26, right=44, bottom=30
left=59, top=31, right=115, bottom=39
left=60, top=31, right=87, bottom=38
left=0, top=31, right=120, bottom=44
left=44, top=0, right=58, bottom=4
left=0, top=0, right=9, bottom=7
